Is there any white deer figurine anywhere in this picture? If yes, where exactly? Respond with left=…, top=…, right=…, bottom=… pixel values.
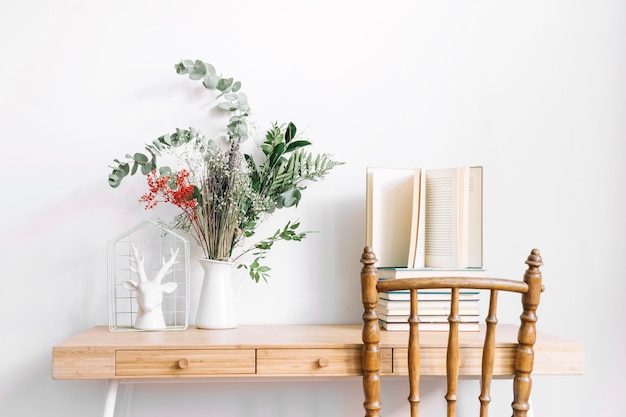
left=123, top=245, right=179, bottom=330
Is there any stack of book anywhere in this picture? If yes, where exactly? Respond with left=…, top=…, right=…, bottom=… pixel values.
left=376, top=267, right=484, bottom=332
left=377, top=287, right=481, bottom=331
left=366, top=165, right=486, bottom=331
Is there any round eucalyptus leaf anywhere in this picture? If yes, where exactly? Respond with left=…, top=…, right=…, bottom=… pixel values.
left=203, top=74, right=219, bottom=89
left=232, top=123, right=248, bottom=136
left=151, top=139, right=163, bottom=151
left=218, top=102, right=234, bottom=111
left=205, top=63, right=216, bottom=77
left=175, top=60, right=194, bottom=74
left=217, top=77, right=234, bottom=91
left=141, top=162, right=153, bottom=175
left=279, top=189, right=302, bottom=208
left=117, top=162, right=130, bottom=176
left=133, top=153, right=149, bottom=164
left=160, top=133, right=172, bottom=146
left=206, top=138, right=218, bottom=150
left=189, top=60, right=207, bottom=80
left=108, top=173, right=122, bottom=188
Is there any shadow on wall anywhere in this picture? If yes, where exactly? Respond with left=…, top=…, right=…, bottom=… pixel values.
left=100, top=379, right=366, bottom=417
left=308, top=189, right=366, bottom=323
left=381, top=377, right=519, bottom=416
left=0, top=355, right=106, bottom=417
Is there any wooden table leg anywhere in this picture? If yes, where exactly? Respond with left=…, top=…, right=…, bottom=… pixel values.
left=103, top=379, right=120, bottom=417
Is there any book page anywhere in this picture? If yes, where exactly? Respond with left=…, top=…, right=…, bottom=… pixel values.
left=411, top=168, right=426, bottom=268
left=366, top=167, right=417, bottom=267
left=468, top=166, right=483, bottom=268
left=424, top=167, right=469, bottom=268
left=407, top=167, right=422, bottom=268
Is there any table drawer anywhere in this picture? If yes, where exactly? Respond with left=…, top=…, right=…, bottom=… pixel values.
left=116, top=349, right=256, bottom=377
left=256, top=348, right=361, bottom=375
left=393, top=347, right=516, bottom=376
left=257, top=348, right=393, bottom=376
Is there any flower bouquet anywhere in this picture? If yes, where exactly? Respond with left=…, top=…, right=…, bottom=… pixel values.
left=108, top=59, right=342, bottom=283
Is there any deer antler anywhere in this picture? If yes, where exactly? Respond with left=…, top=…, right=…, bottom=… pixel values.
left=154, top=248, right=180, bottom=283
left=129, top=244, right=147, bottom=282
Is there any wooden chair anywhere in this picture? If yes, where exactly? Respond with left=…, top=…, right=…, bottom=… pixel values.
left=360, top=246, right=544, bottom=417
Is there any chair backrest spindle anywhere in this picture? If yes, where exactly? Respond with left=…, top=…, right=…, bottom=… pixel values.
left=408, top=288, right=420, bottom=416
left=445, top=287, right=460, bottom=417
left=479, top=289, right=499, bottom=417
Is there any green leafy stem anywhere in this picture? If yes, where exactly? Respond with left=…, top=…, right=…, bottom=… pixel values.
left=236, top=220, right=310, bottom=283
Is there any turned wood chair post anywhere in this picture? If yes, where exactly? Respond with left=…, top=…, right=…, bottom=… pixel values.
left=361, top=246, right=382, bottom=417
left=408, top=289, right=421, bottom=417
left=445, top=288, right=461, bottom=417
left=512, top=249, right=543, bottom=417
left=479, top=289, right=499, bottom=417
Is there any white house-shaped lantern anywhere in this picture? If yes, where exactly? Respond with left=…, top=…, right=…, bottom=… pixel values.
left=107, top=220, right=190, bottom=331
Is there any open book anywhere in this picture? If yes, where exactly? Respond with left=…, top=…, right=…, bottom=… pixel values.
left=366, top=166, right=483, bottom=269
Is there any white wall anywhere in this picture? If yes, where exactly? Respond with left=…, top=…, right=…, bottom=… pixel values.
left=1, top=1, right=623, bottom=416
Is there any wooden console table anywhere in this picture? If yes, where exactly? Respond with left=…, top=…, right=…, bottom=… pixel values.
left=52, top=324, right=583, bottom=416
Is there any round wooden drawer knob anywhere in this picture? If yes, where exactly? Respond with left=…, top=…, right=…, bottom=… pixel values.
left=177, top=358, right=190, bottom=369
left=318, top=358, right=329, bottom=368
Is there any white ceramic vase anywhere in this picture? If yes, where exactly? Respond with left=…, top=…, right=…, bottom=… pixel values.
left=195, top=258, right=238, bottom=329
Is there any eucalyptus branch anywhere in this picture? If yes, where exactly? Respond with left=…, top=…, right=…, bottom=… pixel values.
left=110, top=128, right=206, bottom=188
left=108, top=57, right=252, bottom=189
left=175, top=59, right=250, bottom=144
